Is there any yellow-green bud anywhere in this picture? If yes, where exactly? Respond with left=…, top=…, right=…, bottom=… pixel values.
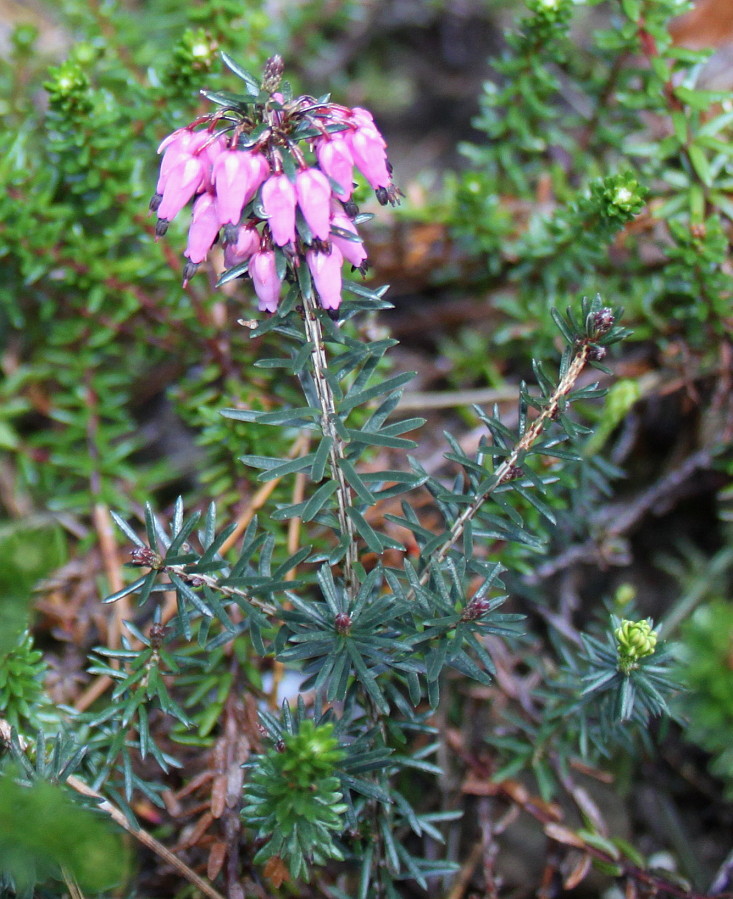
left=615, top=619, right=658, bottom=672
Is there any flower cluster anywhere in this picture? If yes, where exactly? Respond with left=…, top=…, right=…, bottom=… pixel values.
left=150, top=54, right=399, bottom=314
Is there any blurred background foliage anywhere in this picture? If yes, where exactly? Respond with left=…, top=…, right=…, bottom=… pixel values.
left=1, top=0, right=733, bottom=895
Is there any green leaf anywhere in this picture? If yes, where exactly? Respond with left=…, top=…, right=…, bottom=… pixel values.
left=337, top=371, right=415, bottom=413
left=339, top=458, right=376, bottom=504
left=219, top=52, right=261, bottom=93
left=347, top=507, right=384, bottom=554
left=311, top=436, right=333, bottom=482
left=688, top=144, right=712, bottom=187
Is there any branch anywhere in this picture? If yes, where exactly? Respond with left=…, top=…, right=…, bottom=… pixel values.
left=417, top=344, right=592, bottom=590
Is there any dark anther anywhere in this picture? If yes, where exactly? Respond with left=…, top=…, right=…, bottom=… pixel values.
left=155, top=218, right=169, bottom=237
left=182, top=261, right=199, bottom=285
left=149, top=193, right=162, bottom=213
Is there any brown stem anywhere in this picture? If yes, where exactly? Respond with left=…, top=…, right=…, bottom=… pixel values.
left=66, top=775, right=227, bottom=899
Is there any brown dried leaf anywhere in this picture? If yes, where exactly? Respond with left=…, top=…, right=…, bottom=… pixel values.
left=562, top=851, right=591, bottom=890
left=263, top=855, right=290, bottom=889
left=569, top=784, right=607, bottom=835
left=211, top=772, right=228, bottom=820
left=207, top=841, right=227, bottom=881
left=461, top=772, right=499, bottom=797
left=544, top=823, right=587, bottom=850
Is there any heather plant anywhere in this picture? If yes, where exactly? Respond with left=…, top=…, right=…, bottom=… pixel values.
left=1, top=1, right=732, bottom=898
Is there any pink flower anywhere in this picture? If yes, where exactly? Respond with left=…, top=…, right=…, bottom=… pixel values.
left=185, top=192, right=221, bottom=264
left=223, top=223, right=261, bottom=268
left=306, top=246, right=344, bottom=310
left=295, top=167, right=332, bottom=241
left=347, top=126, right=391, bottom=190
left=330, top=211, right=367, bottom=268
left=261, top=173, right=297, bottom=246
left=315, top=135, right=354, bottom=199
left=157, top=154, right=206, bottom=221
left=200, top=134, right=227, bottom=189
left=213, top=149, right=270, bottom=225
left=156, top=129, right=206, bottom=195
left=350, top=108, right=384, bottom=141
left=250, top=249, right=284, bottom=312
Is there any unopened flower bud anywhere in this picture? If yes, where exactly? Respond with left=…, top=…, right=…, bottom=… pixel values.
left=334, top=612, right=352, bottom=634
left=262, top=55, right=284, bottom=92
left=461, top=597, right=491, bottom=622
left=130, top=547, right=163, bottom=569
left=615, top=619, right=658, bottom=672
left=592, top=308, right=615, bottom=335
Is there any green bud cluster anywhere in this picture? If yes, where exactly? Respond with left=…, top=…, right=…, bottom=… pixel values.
left=0, top=631, right=47, bottom=730
left=526, top=0, right=573, bottom=25
left=43, top=60, right=93, bottom=116
left=242, top=720, right=348, bottom=880
left=592, top=171, right=648, bottom=222
left=615, top=619, right=658, bottom=672
left=164, top=28, right=218, bottom=90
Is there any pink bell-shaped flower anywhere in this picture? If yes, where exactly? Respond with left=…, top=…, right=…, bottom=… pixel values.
left=261, top=173, right=297, bottom=246
left=250, top=249, right=284, bottom=312
left=350, top=107, right=381, bottom=135
left=185, top=192, right=221, bottom=264
left=156, top=129, right=207, bottom=195
left=315, top=135, right=354, bottom=199
left=330, top=211, right=367, bottom=268
left=213, top=150, right=253, bottom=225
left=347, top=126, right=391, bottom=190
left=157, top=154, right=206, bottom=221
left=223, top=222, right=261, bottom=268
left=306, top=246, right=344, bottom=310
left=213, top=149, right=270, bottom=225
left=295, top=167, right=332, bottom=241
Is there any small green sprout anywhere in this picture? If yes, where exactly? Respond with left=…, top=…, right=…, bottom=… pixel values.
left=615, top=619, right=658, bottom=673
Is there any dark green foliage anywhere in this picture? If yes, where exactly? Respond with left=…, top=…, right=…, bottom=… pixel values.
left=243, top=717, right=347, bottom=878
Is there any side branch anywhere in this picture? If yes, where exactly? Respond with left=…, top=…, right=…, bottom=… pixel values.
left=418, top=344, right=592, bottom=588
